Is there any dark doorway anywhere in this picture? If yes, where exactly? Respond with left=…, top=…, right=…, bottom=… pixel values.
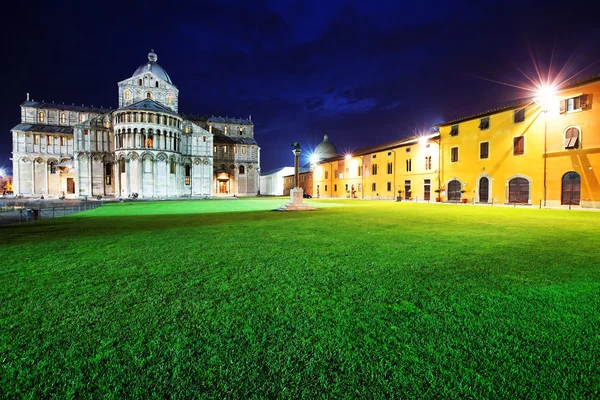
left=448, top=180, right=461, bottom=201
left=479, top=177, right=489, bottom=203
left=561, top=172, right=580, bottom=205
left=508, top=178, right=529, bottom=203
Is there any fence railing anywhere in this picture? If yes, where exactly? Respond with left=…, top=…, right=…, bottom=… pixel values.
left=0, top=201, right=103, bottom=224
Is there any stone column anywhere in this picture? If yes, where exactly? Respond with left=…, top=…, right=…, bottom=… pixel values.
left=293, top=148, right=301, bottom=188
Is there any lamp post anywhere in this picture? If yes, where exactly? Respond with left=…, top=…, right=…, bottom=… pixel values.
left=535, top=86, right=554, bottom=207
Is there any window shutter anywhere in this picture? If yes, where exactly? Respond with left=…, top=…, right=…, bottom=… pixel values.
left=580, top=94, right=588, bottom=109
left=559, top=99, right=566, bottom=114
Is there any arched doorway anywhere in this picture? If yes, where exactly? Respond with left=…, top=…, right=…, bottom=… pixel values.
left=561, top=172, right=580, bottom=205
left=448, top=180, right=461, bottom=201
left=479, top=177, right=489, bottom=203
left=508, top=177, right=529, bottom=204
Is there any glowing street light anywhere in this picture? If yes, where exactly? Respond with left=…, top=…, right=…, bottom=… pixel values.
left=534, top=85, right=556, bottom=112
left=345, top=154, right=352, bottom=161
left=309, top=153, right=319, bottom=165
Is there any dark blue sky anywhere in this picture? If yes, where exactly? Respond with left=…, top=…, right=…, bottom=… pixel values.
left=2, top=0, right=600, bottom=173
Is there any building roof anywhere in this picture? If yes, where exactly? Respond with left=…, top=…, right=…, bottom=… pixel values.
left=20, top=100, right=112, bottom=114
left=213, top=133, right=258, bottom=146
left=184, top=113, right=253, bottom=125
left=318, top=133, right=440, bottom=163
left=314, top=135, right=338, bottom=159
left=282, top=167, right=311, bottom=177
left=119, top=98, right=179, bottom=115
left=11, top=123, right=74, bottom=134
left=132, top=50, right=173, bottom=84
left=260, top=166, right=294, bottom=176
left=437, top=73, right=600, bottom=127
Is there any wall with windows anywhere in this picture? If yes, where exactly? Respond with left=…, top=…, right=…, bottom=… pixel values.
left=312, top=136, right=440, bottom=200
left=439, top=78, right=600, bottom=207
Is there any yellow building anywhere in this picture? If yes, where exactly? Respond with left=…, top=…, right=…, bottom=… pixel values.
left=437, top=75, right=600, bottom=208
left=312, top=134, right=441, bottom=201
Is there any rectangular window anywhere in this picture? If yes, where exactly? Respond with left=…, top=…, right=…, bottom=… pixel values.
left=170, top=160, right=176, bottom=174
left=372, top=154, right=376, bottom=159
left=387, top=151, right=392, bottom=156
left=372, top=183, right=376, bottom=192
left=242, top=146, right=246, bottom=154
left=61, top=137, right=66, bottom=146
left=334, top=184, right=337, bottom=192
left=479, top=117, right=490, bottom=130
left=325, top=170, right=329, bottom=179
left=387, top=182, right=392, bottom=192
left=406, top=147, right=411, bottom=153
left=345, top=184, right=348, bottom=191
left=34, top=135, right=39, bottom=145
left=223, top=146, right=227, bottom=153
left=514, top=108, right=525, bottom=123
left=560, top=95, right=588, bottom=113
left=425, top=156, right=432, bottom=170
left=105, top=176, right=112, bottom=185
left=451, top=147, right=459, bottom=162
left=513, top=136, right=524, bottom=155
left=214, top=146, right=217, bottom=153
left=358, top=166, right=362, bottom=176
left=234, top=146, right=237, bottom=153
left=334, top=170, right=339, bottom=179
left=325, top=184, right=328, bottom=192
left=372, top=164, right=378, bottom=175
left=480, top=142, right=489, bottom=159
left=406, top=159, right=412, bottom=172
left=47, top=136, right=52, bottom=145
left=185, top=177, right=191, bottom=185
left=387, top=162, right=393, bottom=174
left=450, top=125, right=459, bottom=136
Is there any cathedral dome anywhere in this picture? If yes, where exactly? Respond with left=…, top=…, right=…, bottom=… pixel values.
left=132, top=50, right=173, bottom=84
left=314, top=135, right=338, bottom=160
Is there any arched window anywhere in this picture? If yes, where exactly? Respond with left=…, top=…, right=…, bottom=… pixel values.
left=155, top=81, right=159, bottom=88
left=203, top=136, right=206, bottom=142
left=60, top=113, right=66, bottom=124
left=170, top=159, right=176, bottom=174
left=119, top=158, right=126, bottom=173
left=105, top=163, right=112, bottom=185
left=447, top=180, right=461, bottom=201
left=562, top=172, right=580, bottom=205
left=39, top=112, right=45, bottom=122
left=167, top=94, right=173, bottom=104
left=564, top=127, right=580, bottom=149
left=147, top=92, right=152, bottom=99
left=185, top=165, right=191, bottom=185
left=139, top=79, right=142, bottom=86
left=49, top=161, right=57, bottom=174
left=508, top=178, right=529, bottom=204
left=144, top=157, right=152, bottom=173
left=239, top=165, right=245, bottom=174
left=80, top=114, right=86, bottom=122
left=125, top=90, right=130, bottom=99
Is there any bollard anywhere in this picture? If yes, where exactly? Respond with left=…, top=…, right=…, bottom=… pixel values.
left=539, top=199, right=542, bottom=209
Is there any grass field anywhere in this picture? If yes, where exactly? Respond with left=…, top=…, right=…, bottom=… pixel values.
left=1, top=198, right=599, bottom=398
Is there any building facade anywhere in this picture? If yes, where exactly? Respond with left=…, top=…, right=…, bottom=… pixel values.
left=260, top=167, right=294, bottom=195
left=437, top=75, right=600, bottom=208
left=312, top=134, right=441, bottom=201
left=283, top=167, right=313, bottom=196
left=11, top=51, right=260, bottom=199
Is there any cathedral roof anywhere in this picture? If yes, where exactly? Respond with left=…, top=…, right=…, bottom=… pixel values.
left=119, top=98, right=179, bottom=115
left=314, top=135, right=338, bottom=159
left=21, top=101, right=112, bottom=114
left=212, top=133, right=258, bottom=146
left=11, top=123, right=74, bottom=134
left=132, top=50, right=173, bottom=84
left=184, top=113, right=253, bottom=125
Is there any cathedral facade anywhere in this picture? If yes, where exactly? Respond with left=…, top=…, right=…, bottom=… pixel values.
left=11, top=51, right=260, bottom=199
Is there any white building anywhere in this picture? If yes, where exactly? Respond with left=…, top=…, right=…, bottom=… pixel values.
left=11, top=50, right=260, bottom=199
left=260, top=167, right=294, bottom=195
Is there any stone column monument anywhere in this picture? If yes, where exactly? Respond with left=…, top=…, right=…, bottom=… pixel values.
left=277, top=142, right=316, bottom=211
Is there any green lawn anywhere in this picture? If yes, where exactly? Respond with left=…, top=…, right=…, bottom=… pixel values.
left=1, top=199, right=599, bottom=398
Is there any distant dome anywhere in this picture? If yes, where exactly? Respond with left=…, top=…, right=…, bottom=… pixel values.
left=314, top=135, right=338, bottom=160
left=132, top=50, right=173, bottom=84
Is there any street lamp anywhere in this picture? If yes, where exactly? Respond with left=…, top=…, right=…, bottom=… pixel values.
left=535, top=85, right=555, bottom=207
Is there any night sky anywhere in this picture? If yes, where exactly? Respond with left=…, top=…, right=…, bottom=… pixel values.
left=2, top=0, right=600, bottom=174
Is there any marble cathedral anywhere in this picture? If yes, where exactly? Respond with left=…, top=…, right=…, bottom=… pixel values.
left=11, top=51, right=260, bottom=198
